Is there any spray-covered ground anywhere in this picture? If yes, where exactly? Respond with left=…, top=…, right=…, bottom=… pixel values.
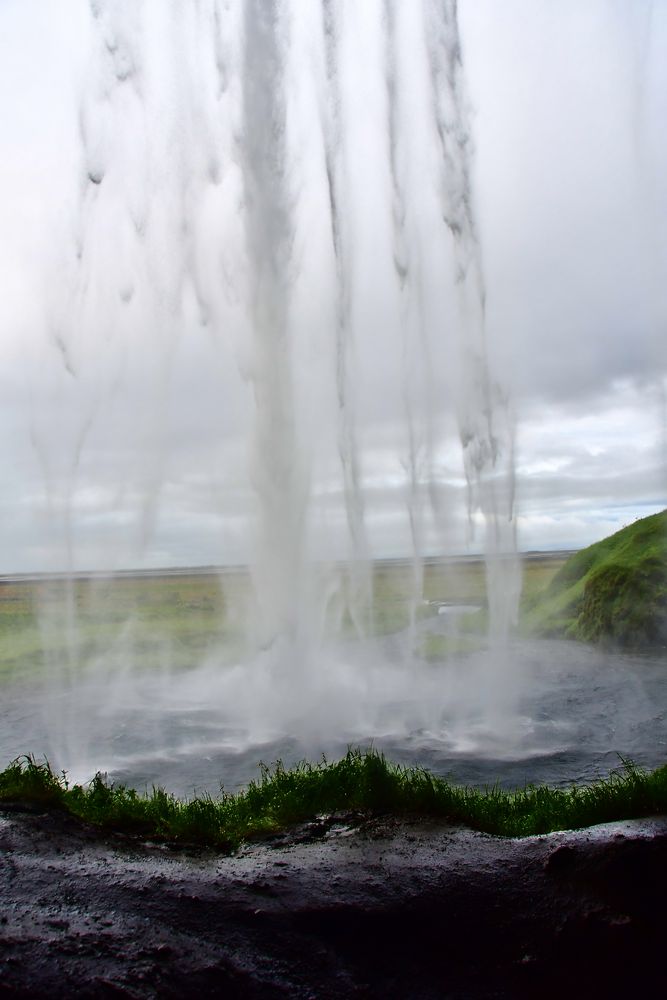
left=1, top=555, right=666, bottom=797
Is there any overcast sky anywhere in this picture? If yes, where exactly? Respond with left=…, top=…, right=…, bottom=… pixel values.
left=0, top=0, right=665, bottom=575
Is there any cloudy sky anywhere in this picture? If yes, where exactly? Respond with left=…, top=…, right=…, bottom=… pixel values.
left=0, top=0, right=665, bottom=575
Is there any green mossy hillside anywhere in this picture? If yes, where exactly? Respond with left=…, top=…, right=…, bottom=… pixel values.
left=522, top=510, right=667, bottom=647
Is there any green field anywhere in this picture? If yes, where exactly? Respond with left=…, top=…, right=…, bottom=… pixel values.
left=0, top=554, right=567, bottom=682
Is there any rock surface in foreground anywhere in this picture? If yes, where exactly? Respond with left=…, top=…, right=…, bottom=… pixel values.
left=1, top=808, right=666, bottom=998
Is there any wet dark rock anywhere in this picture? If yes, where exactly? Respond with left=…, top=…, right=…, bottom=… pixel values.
left=0, top=809, right=666, bottom=997
left=544, top=843, right=578, bottom=872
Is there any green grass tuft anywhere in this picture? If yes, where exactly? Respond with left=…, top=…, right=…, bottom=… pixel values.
left=1, top=750, right=666, bottom=850
left=0, top=755, right=67, bottom=806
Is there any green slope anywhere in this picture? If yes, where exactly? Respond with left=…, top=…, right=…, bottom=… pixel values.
left=522, top=510, right=667, bottom=647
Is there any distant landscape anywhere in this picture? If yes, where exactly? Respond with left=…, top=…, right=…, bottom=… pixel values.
left=2, top=510, right=664, bottom=692
left=0, top=550, right=569, bottom=684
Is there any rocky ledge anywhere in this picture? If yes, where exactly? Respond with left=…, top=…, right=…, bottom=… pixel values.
left=1, top=808, right=666, bottom=998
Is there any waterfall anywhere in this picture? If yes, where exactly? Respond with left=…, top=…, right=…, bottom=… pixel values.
left=423, top=0, right=520, bottom=642
left=24, top=0, right=523, bottom=775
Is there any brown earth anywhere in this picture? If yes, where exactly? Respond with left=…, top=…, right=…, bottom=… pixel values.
left=1, top=806, right=666, bottom=998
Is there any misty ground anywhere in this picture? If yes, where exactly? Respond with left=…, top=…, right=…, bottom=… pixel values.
left=1, top=805, right=666, bottom=998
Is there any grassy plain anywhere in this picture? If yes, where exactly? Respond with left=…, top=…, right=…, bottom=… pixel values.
left=0, top=571, right=244, bottom=682
left=0, top=553, right=568, bottom=682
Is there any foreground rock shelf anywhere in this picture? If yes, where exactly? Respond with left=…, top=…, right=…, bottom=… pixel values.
left=1, top=808, right=666, bottom=998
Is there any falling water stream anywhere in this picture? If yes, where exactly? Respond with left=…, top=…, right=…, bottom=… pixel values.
left=2, top=0, right=665, bottom=794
